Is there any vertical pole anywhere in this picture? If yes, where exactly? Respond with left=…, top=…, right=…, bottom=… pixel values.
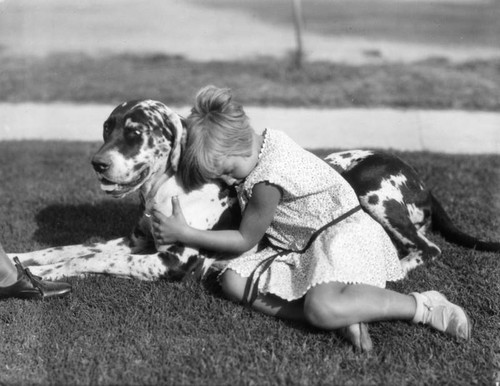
left=291, top=0, right=304, bottom=68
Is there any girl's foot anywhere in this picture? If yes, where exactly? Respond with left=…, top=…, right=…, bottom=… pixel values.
left=411, top=291, right=471, bottom=340
left=339, top=322, right=373, bottom=352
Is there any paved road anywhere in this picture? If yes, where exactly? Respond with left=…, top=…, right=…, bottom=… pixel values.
left=1, top=103, right=498, bottom=154
left=1, top=0, right=500, bottom=64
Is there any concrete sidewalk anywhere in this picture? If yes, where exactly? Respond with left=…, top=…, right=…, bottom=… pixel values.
left=0, top=103, right=499, bottom=154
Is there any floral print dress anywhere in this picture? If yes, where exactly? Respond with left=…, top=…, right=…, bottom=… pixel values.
left=223, top=129, right=404, bottom=301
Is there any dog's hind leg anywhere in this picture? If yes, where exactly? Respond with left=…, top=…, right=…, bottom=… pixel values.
left=341, top=157, right=442, bottom=274
left=361, top=195, right=441, bottom=274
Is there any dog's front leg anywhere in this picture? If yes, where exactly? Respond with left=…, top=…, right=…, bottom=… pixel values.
left=8, top=237, right=132, bottom=267
left=27, top=251, right=169, bottom=281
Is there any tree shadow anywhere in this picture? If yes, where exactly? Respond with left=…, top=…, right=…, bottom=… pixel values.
left=33, top=200, right=142, bottom=247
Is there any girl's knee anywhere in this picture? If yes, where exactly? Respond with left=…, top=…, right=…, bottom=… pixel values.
left=303, top=286, right=347, bottom=329
left=220, top=269, right=248, bottom=303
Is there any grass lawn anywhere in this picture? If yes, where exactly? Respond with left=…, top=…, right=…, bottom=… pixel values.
left=0, top=142, right=498, bottom=385
left=1, top=53, right=500, bottom=110
left=1, top=7, right=499, bottom=379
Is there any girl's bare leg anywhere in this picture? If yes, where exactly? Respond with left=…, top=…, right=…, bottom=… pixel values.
left=220, top=269, right=374, bottom=351
left=220, top=270, right=470, bottom=343
left=304, top=281, right=416, bottom=329
left=220, top=269, right=306, bottom=322
left=220, top=269, right=415, bottom=325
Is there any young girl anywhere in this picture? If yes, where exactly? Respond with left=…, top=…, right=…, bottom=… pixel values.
left=152, top=85, right=471, bottom=348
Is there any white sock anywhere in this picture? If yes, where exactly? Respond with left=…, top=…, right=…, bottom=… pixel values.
left=409, top=292, right=426, bottom=324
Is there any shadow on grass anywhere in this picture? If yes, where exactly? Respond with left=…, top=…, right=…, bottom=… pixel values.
left=32, top=200, right=141, bottom=246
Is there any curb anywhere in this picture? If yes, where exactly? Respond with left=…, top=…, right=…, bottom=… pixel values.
left=0, top=103, right=499, bottom=154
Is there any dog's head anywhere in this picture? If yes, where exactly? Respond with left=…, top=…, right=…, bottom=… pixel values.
left=91, top=100, right=185, bottom=198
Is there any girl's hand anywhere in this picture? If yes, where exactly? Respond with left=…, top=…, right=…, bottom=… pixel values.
left=152, top=196, right=189, bottom=245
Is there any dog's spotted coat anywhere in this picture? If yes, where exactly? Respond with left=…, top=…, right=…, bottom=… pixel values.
left=8, top=99, right=499, bottom=352
left=9, top=100, right=499, bottom=281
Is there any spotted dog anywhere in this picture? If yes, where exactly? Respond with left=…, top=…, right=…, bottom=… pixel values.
left=8, top=99, right=498, bottom=352
left=9, top=100, right=499, bottom=280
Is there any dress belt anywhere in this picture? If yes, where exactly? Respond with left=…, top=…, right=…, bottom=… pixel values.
left=242, top=205, right=362, bottom=304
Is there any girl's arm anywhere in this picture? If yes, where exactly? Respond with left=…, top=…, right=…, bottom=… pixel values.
left=152, top=182, right=281, bottom=254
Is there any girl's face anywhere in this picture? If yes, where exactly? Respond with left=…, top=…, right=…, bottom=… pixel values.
left=218, top=155, right=256, bottom=186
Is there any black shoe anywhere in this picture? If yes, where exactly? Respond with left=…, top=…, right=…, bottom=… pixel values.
left=0, top=257, right=72, bottom=300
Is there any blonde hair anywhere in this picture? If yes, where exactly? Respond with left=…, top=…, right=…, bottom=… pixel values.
left=179, top=85, right=253, bottom=191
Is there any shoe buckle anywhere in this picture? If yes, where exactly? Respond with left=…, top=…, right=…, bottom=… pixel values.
left=24, top=268, right=45, bottom=297
left=14, top=256, right=46, bottom=298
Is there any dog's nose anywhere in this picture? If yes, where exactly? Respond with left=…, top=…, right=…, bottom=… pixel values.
left=91, top=158, right=110, bottom=173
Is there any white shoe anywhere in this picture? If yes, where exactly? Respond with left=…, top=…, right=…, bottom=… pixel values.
left=411, top=291, right=471, bottom=340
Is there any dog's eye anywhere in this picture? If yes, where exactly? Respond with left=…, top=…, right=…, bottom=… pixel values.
left=124, top=127, right=142, bottom=141
left=103, top=120, right=114, bottom=139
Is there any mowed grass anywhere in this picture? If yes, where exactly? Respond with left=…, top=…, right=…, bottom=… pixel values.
left=0, top=142, right=499, bottom=385
left=1, top=53, right=500, bottom=110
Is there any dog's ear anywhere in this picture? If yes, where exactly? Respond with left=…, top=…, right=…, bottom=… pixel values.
left=160, top=107, right=186, bottom=172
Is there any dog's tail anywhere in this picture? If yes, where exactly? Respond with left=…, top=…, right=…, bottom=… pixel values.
left=430, top=192, right=500, bottom=251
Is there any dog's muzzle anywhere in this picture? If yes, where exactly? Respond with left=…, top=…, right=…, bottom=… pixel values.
left=96, top=168, right=150, bottom=197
